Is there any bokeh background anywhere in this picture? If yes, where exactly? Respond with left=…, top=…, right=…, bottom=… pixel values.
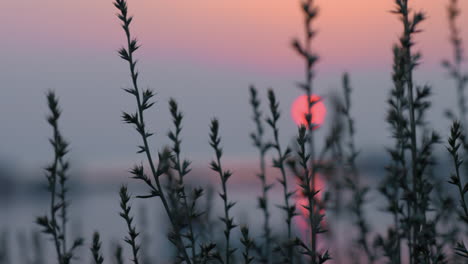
left=1, top=0, right=468, bottom=262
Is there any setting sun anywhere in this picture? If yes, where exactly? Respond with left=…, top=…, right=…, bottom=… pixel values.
left=291, top=94, right=326, bottom=128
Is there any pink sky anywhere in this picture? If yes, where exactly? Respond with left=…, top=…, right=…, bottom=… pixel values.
left=3, top=0, right=467, bottom=74
left=1, top=0, right=468, bottom=167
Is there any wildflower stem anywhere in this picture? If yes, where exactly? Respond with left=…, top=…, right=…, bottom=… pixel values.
left=209, top=119, right=236, bottom=264
left=266, top=90, right=294, bottom=262
left=169, top=99, right=198, bottom=262
left=249, top=86, right=272, bottom=262
left=114, top=1, right=192, bottom=262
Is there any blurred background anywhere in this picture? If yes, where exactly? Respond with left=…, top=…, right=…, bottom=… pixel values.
left=1, top=0, right=467, bottom=262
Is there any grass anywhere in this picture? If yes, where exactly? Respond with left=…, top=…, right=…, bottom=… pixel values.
left=249, top=86, right=273, bottom=263
left=265, top=88, right=295, bottom=262
left=0, top=0, right=462, bottom=263
left=209, top=118, right=238, bottom=264
left=442, top=0, right=468, bottom=124
left=35, top=91, right=83, bottom=264
left=340, top=73, right=375, bottom=264
left=447, top=121, right=468, bottom=258
left=91, top=232, right=104, bottom=264
left=291, top=1, right=322, bottom=258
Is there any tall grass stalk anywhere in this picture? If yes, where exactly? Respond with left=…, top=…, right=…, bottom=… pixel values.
left=209, top=119, right=237, bottom=264
left=119, top=185, right=140, bottom=264
left=249, top=86, right=273, bottom=262
left=113, top=0, right=193, bottom=262
left=379, top=44, right=406, bottom=264
left=36, top=91, right=83, bottom=264
left=392, top=1, right=428, bottom=262
left=293, top=126, right=328, bottom=263
left=447, top=121, right=468, bottom=223
left=291, top=1, right=322, bottom=262
left=168, top=98, right=201, bottom=262
left=442, top=0, right=468, bottom=124
left=266, top=89, right=295, bottom=262
left=91, top=232, right=104, bottom=264
left=385, top=2, right=443, bottom=263
left=240, top=226, right=254, bottom=264
left=442, top=0, right=468, bottom=189
left=340, top=74, right=375, bottom=264
left=447, top=121, right=468, bottom=259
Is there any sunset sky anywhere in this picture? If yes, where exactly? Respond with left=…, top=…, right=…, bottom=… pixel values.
left=1, top=0, right=467, bottom=170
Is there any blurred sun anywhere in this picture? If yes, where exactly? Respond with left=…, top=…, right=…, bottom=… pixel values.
left=291, top=94, right=326, bottom=128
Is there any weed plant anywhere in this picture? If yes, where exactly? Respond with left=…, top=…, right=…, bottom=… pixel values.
left=265, top=89, right=295, bottom=262
left=339, top=74, right=375, bottom=264
left=442, top=0, right=468, bottom=125
left=36, top=91, right=83, bottom=264
left=209, top=119, right=237, bottom=264
left=249, top=86, right=273, bottom=263
left=376, top=1, right=445, bottom=263
left=447, top=122, right=468, bottom=258
left=91, top=232, right=104, bottom=264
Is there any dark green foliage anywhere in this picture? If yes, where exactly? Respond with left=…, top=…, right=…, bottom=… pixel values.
left=91, top=232, right=104, bottom=264
left=209, top=119, right=237, bottom=264
left=339, top=74, right=375, bottom=264
left=240, top=226, right=254, bottom=264
left=114, top=0, right=194, bottom=262
left=36, top=91, right=83, bottom=264
left=199, top=242, right=221, bottom=264
left=168, top=99, right=202, bottom=263
left=266, top=89, right=296, bottom=262
left=447, top=121, right=468, bottom=260
left=344, top=178, right=374, bottom=263
left=378, top=44, right=407, bottom=264
left=119, top=185, right=140, bottom=264
left=292, top=238, right=330, bottom=264
left=377, top=1, right=445, bottom=263
left=442, top=0, right=468, bottom=123
left=291, top=125, right=327, bottom=263
left=291, top=1, right=325, bottom=263
left=443, top=0, right=468, bottom=191
left=443, top=8, right=468, bottom=260
left=249, top=86, right=273, bottom=263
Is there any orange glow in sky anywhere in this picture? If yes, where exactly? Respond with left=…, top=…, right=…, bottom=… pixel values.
left=291, top=95, right=326, bottom=128
left=3, top=0, right=466, bottom=74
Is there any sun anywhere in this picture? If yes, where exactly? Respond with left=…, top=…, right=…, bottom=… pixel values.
left=291, top=94, right=326, bottom=128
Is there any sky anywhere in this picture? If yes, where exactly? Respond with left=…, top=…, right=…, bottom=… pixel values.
left=1, top=0, right=468, bottom=172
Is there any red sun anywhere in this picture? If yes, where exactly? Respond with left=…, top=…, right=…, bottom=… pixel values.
left=291, top=95, right=326, bottom=128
